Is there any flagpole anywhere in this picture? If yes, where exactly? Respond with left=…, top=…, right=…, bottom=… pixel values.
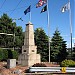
left=47, top=0, right=50, bottom=62
left=30, top=11, right=31, bottom=22
left=29, top=5, right=31, bottom=22
left=69, top=0, right=72, bottom=59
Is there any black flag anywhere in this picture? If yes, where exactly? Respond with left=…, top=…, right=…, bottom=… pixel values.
left=41, top=5, right=47, bottom=13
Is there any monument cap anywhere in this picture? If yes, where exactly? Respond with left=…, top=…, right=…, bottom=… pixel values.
left=26, top=21, right=33, bottom=26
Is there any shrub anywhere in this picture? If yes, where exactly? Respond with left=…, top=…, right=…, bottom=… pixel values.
left=32, top=63, right=47, bottom=67
left=2, top=49, right=8, bottom=61
left=60, top=59, right=75, bottom=67
left=11, top=50, right=18, bottom=59
left=8, top=49, right=18, bottom=59
left=0, top=48, right=3, bottom=61
left=0, top=48, right=8, bottom=61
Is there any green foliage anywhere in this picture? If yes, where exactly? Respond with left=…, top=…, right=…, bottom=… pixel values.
left=2, top=49, right=8, bottom=60
left=8, top=49, right=18, bottom=59
left=0, top=48, right=8, bottom=61
left=34, top=28, right=49, bottom=62
left=0, top=48, right=18, bottom=61
left=8, top=49, right=12, bottom=59
left=73, top=47, right=75, bottom=51
left=0, top=13, right=24, bottom=61
left=51, top=29, right=68, bottom=62
left=11, top=50, right=18, bottom=59
left=61, top=59, right=75, bottom=67
left=0, top=13, right=24, bottom=51
left=72, top=47, right=75, bottom=60
left=0, top=49, right=3, bottom=61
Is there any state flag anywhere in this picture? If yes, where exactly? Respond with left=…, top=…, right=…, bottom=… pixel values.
left=41, top=5, right=47, bottom=13
left=24, top=5, right=31, bottom=15
left=61, top=2, right=70, bottom=12
left=36, top=0, right=47, bottom=8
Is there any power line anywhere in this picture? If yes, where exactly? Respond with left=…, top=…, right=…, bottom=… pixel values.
left=0, top=0, right=37, bottom=15
left=16, top=1, right=37, bottom=21
left=0, top=6, right=28, bottom=14
left=0, top=0, right=6, bottom=9
left=0, top=0, right=38, bottom=22
left=0, top=0, right=37, bottom=16
left=6, top=6, right=27, bottom=12
left=9, top=0, right=23, bottom=16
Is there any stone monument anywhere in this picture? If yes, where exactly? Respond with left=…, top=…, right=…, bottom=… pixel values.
left=18, top=22, right=41, bottom=66
left=7, top=59, right=16, bottom=68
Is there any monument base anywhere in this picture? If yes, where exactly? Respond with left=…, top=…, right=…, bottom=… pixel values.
left=18, top=53, right=41, bottom=67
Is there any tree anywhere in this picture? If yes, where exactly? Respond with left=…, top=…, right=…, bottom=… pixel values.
left=34, top=28, right=49, bottom=62
left=0, top=13, right=13, bottom=47
left=50, top=29, right=68, bottom=62
left=0, top=13, right=25, bottom=61
left=72, top=46, right=75, bottom=60
left=0, top=13, right=24, bottom=51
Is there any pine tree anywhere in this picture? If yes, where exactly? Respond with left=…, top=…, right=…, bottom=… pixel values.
left=72, top=47, right=75, bottom=60
left=51, top=29, right=68, bottom=62
left=34, top=28, right=49, bottom=62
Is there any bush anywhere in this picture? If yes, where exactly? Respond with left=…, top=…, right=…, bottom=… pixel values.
left=0, top=48, right=3, bottom=61
left=12, top=50, right=18, bottom=59
left=8, top=49, right=18, bottom=59
left=0, top=48, right=8, bottom=61
left=2, top=49, right=8, bottom=61
left=60, top=59, right=75, bottom=67
left=0, top=49, right=18, bottom=61
left=32, top=63, right=47, bottom=67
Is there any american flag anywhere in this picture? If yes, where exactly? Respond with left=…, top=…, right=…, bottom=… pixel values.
left=36, top=0, right=47, bottom=8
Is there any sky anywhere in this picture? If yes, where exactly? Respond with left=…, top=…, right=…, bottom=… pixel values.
left=0, top=0, right=75, bottom=48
